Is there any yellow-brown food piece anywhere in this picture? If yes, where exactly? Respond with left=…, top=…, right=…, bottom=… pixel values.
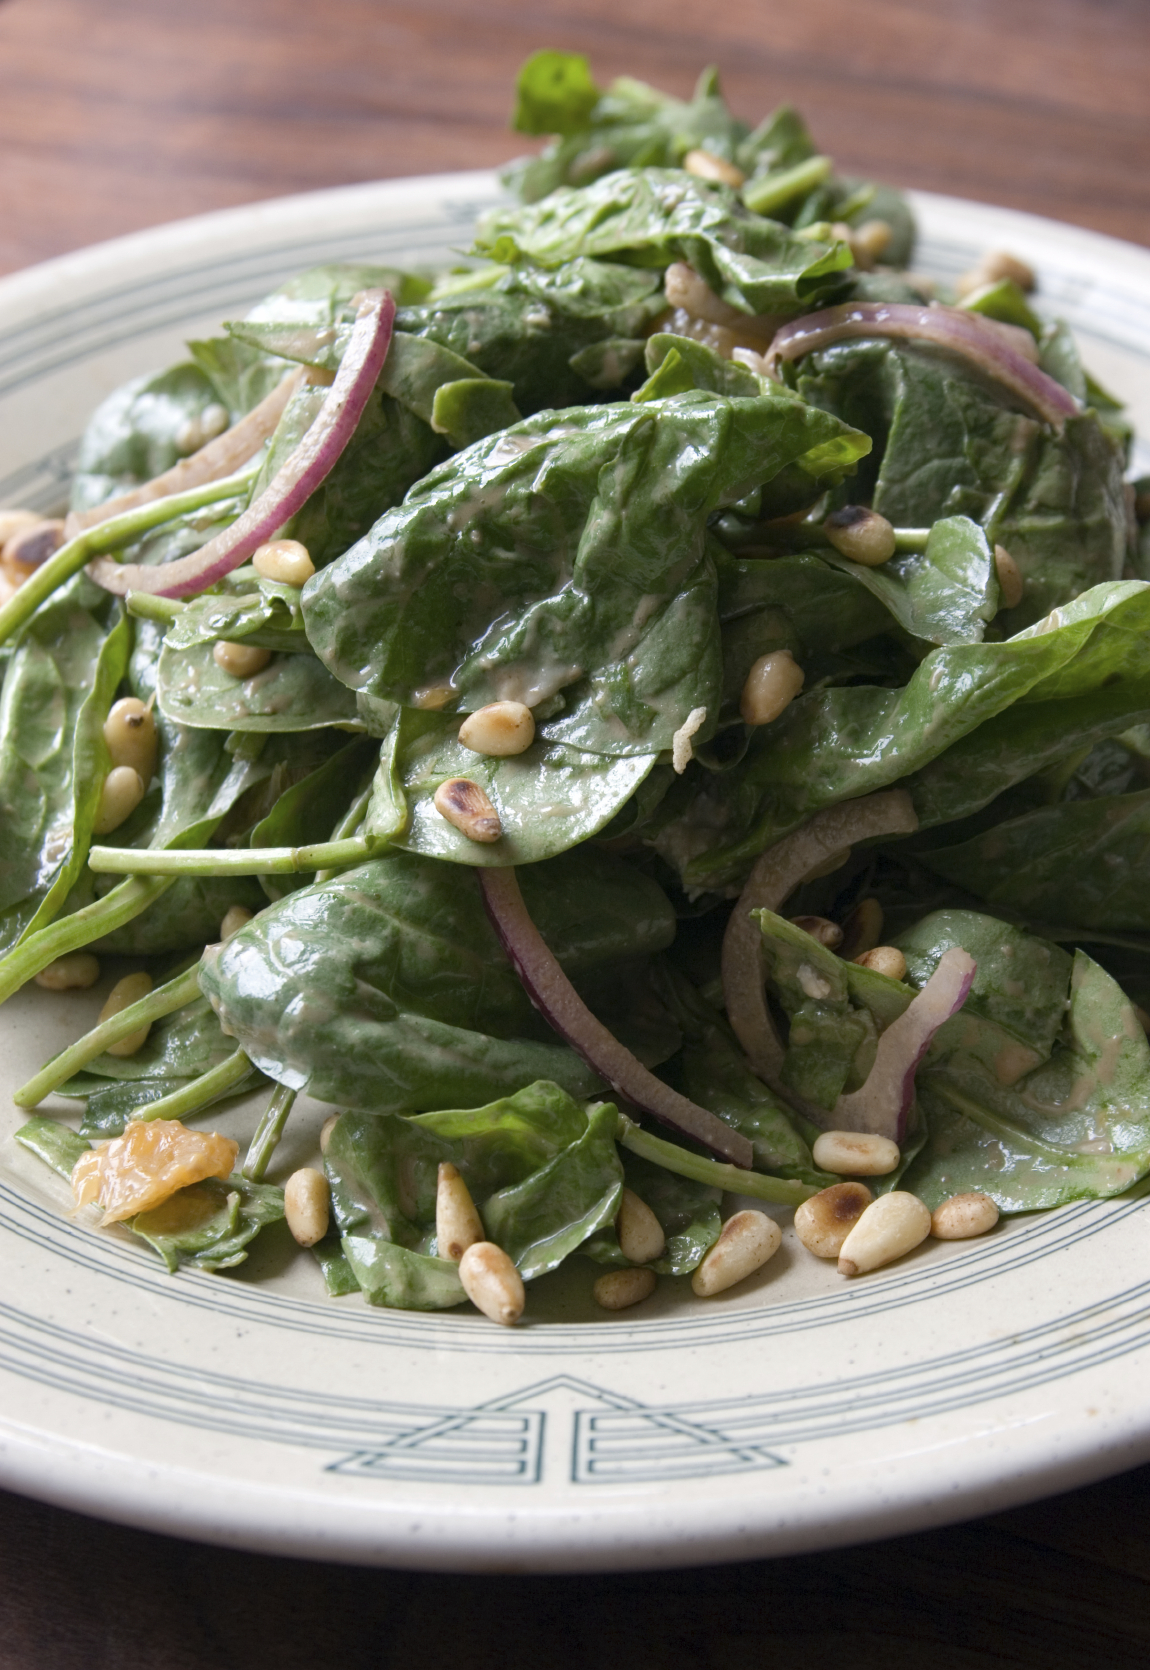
left=71, top=1118, right=238, bottom=1225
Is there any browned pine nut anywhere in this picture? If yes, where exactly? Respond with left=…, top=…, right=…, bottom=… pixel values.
left=850, top=219, right=893, bottom=268
left=284, top=1168, right=331, bottom=1247
left=824, top=506, right=896, bottom=566
left=458, top=701, right=535, bottom=757
left=994, top=543, right=1024, bottom=610
left=616, top=1188, right=665, bottom=1265
left=683, top=148, right=746, bottom=189
left=93, top=765, right=145, bottom=835
left=458, top=1241, right=525, bottom=1325
left=931, top=1191, right=999, bottom=1240
left=99, top=971, right=154, bottom=1057
left=436, top=1161, right=485, bottom=1262
left=838, top=1191, right=931, bottom=1275
left=433, top=777, right=502, bottom=843
left=852, top=945, right=907, bottom=981
left=793, top=1181, right=873, bottom=1258
left=103, top=696, right=158, bottom=784
left=956, top=249, right=1036, bottom=296
left=594, top=1267, right=658, bottom=1310
left=0, top=509, right=44, bottom=549
left=213, top=640, right=272, bottom=678
left=789, top=914, right=844, bottom=950
left=220, top=904, right=254, bottom=941
left=740, top=649, right=804, bottom=726
left=4, top=518, right=65, bottom=570
left=253, top=538, right=315, bottom=586
left=812, top=1131, right=900, bottom=1176
left=691, top=1210, right=782, bottom=1296
left=34, top=952, right=100, bottom=991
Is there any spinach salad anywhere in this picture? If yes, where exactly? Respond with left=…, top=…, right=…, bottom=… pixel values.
left=5, top=50, right=1150, bottom=1320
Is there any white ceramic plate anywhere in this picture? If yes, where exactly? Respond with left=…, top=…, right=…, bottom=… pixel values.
left=1, top=175, right=1149, bottom=1573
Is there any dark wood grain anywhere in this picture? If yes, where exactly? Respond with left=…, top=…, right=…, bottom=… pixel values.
left=1, top=1, right=1150, bottom=1660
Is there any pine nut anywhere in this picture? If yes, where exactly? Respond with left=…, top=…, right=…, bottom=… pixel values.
left=812, top=1131, right=900, bottom=1176
left=103, top=696, right=158, bottom=784
left=436, top=1161, right=485, bottom=1262
left=794, top=1181, right=873, bottom=1258
left=850, top=218, right=892, bottom=268
left=789, top=914, right=844, bottom=950
left=0, top=508, right=43, bottom=549
left=956, top=249, right=1036, bottom=296
left=664, top=262, right=752, bottom=330
left=284, top=1167, right=330, bottom=1247
left=411, top=683, right=454, bottom=710
left=852, top=945, right=907, bottom=980
left=4, top=518, right=64, bottom=569
left=931, top=1191, right=999, bottom=1240
left=433, top=777, right=502, bottom=843
left=458, top=1241, right=525, bottom=1325
left=594, top=1267, right=658, bottom=1310
left=824, top=505, right=896, bottom=566
left=840, top=897, right=883, bottom=960
left=458, top=701, right=535, bottom=757
left=740, top=649, right=804, bottom=725
left=253, top=538, right=315, bottom=586
left=319, top=1113, right=340, bottom=1153
left=213, top=640, right=272, bottom=678
left=838, top=1191, right=931, bottom=1276
left=34, top=951, right=100, bottom=991
left=219, top=904, right=253, bottom=941
left=99, top=970, right=154, bottom=1057
left=616, top=1187, right=666, bottom=1264
left=93, top=765, right=146, bottom=835
left=691, top=1210, right=782, bottom=1297
left=994, top=543, right=1024, bottom=610
left=683, top=148, right=746, bottom=189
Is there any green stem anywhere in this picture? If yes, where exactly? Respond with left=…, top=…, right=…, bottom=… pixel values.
left=88, top=834, right=382, bottom=877
left=742, top=155, right=832, bottom=218
left=243, top=1083, right=298, bottom=1181
left=0, top=876, right=175, bottom=1004
left=14, top=963, right=203, bottom=1108
left=617, top=1115, right=817, bottom=1205
left=892, top=528, right=931, bottom=552
left=0, top=466, right=258, bottom=649
left=133, top=1048, right=252, bottom=1124
left=126, top=592, right=183, bottom=626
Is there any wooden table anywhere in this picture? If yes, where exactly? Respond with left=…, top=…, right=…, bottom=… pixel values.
left=1, top=0, right=1150, bottom=1661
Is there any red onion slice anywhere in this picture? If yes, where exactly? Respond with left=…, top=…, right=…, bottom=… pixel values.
left=88, top=290, right=396, bottom=599
left=832, top=947, right=976, bottom=1140
left=722, top=791, right=919, bottom=1097
left=764, top=302, right=1079, bottom=429
left=479, top=866, right=753, bottom=1168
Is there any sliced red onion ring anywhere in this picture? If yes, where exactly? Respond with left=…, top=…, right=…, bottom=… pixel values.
left=88, top=290, right=396, bottom=598
left=480, top=866, right=753, bottom=1168
left=832, top=947, right=976, bottom=1140
left=722, top=791, right=919, bottom=1099
left=764, top=302, right=1079, bottom=429
left=64, top=369, right=305, bottom=539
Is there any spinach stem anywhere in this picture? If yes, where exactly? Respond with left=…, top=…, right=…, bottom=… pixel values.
left=0, top=876, right=176, bottom=1004
left=0, top=466, right=259, bottom=649
left=88, top=834, right=382, bottom=876
left=892, top=527, right=931, bottom=552
left=126, top=593, right=183, bottom=626
left=616, top=1114, right=817, bottom=1204
left=242, top=1083, right=297, bottom=1181
left=134, top=1048, right=252, bottom=1124
left=14, top=963, right=203, bottom=1108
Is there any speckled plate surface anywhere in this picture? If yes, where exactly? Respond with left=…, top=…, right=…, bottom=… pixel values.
left=0, top=176, right=1149, bottom=1572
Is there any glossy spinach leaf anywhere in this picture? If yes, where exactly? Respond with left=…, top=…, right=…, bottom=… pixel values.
left=69, top=363, right=231, bottom=514
left=821, top=515, right=998, bottom=647
left=157, top=639, right=360, bottom=732
left=249, top=735, right=378, bottom=899
left=131, top=1175, right=284, bottom=1272
left=581, top=1149, right=721, bottom=1275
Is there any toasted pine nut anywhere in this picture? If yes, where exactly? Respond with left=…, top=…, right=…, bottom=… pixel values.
left=284, top=1168, right=330, bottom=1247
left=853, top=945, right=907, bottom=981
left=103, top=696, right=158, bottom=784
left=213, top=640, right=272, bottom=678
left=994, top=543, right=1024, bottom=610
left=34, top=951, right=100, bottom=991
left=683, top=148, right=746, bottom=189
left=616, top=1188, right=666, bottom=1265
left=433, top=777, right=502, bottom=843
left=253, top=537, right=315, bottom=586
left=740, top=649, right=804, bottom=726
left=458, top=1241, right=525, bottom=1325
left=411, top=683, right=454, bottom=710
left=849, top=218, right=892, bottom=268
left=840, top=897, right=884, bottom=960
left=812, top=1130, right=901, bottom=1176
left=436, top=1161, right=485, bottom=1262
left=931, top=1191, right=999, bottom=1240
left=458, top=701, right=535, bottom=757
left=594, top=1267, right=658, bottom=1310
left=956, top=249, right=1036, bottom=296
left=664, top=262, right=754, bottom=331
left=824, top=505, right=896, bottom=566
left=794, top=1181, right=874, bottom=1258
left=99, top=971, right=154, bottom=1057
left=219, top=904, right=253, bottom=941
left=789, top=914, right=843, bottom=950
left=838, top=1191, right=931, bottom=1275
left=319, top=1113, right=340, bottom=1153
left=0, top=508, right=44, bottom=549
left=3, top=518, right=64, bottom=570
left=93, top=765, right=145, bottom=835
left=691, top=1210, right=782, bottom=1297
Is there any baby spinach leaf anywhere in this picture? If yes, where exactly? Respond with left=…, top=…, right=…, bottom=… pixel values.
left=581, top=1150, right=721, bottom=1275
left=130, top=1175, right=284, bottom=1272
left=429, top=377, right=521, bottom=448
left=249, top=735, right=378, bottom=899
left=69, top=363, right=231, bottom=514
left=511, top=49, right=602, bottom=137
left=821, top=515, right=998, bottom=647
left=14, top=1115, right=89, bottom=1180
left=157, top=640, right=360, bottom=732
